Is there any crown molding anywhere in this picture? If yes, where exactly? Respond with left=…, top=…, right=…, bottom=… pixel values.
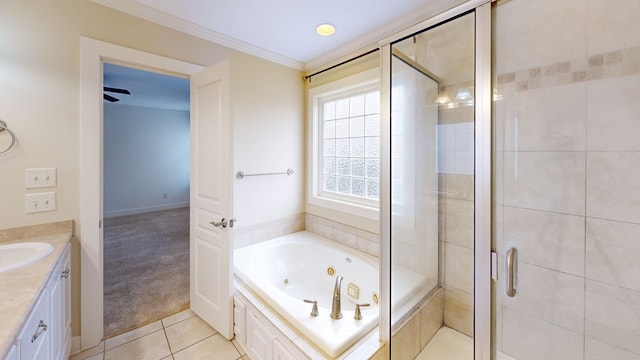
left=92, top=0, right=304, bottom=70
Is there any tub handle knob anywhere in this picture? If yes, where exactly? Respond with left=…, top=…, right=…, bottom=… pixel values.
left=303, top=299, right=319, bottom=317
left=354, top=303, right=370, bottom=320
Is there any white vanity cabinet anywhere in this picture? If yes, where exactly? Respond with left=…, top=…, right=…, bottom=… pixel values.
left=48, top=244, right=71, bottom=360
left=233, top=295, right=299, bottom=360
left=4, top=243, right=71, bottom=360
left=272, top=339, right=296, bottom=360
left=17, top=287, right=49, bottom=360
left=3, top=345, right=17, bottom=360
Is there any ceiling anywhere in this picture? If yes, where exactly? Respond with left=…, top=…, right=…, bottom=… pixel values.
left=99, top=0, right=469, bottom=110
left=103, top=63, right=190, bottom=111
left=93, top=0, right=467, bottom=70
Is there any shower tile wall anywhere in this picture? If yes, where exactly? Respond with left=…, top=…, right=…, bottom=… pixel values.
left=439, top=105, right=475, bottom=338
left=494, top=0, right=640, bottom=359
left=389, top=13, right=477, bottom=343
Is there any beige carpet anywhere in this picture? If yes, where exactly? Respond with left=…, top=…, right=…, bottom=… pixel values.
left=103, top=207, right=190, bottom=338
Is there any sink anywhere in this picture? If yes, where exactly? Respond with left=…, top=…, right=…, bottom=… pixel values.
left=0, top=242, right=55, bottom=273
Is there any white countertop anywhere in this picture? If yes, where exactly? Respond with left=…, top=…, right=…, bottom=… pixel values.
left=0, top=221, right=73, bottom=359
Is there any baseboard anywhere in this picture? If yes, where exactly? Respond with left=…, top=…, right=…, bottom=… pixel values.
left=103, top=202, right=189, bottom=218
left=71, top=336, right=81, bottom=354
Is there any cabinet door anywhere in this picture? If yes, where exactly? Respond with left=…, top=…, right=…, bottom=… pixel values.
left=272, top=339, right=296, bottom=360
left=233, top=297, right=247, bottom=346
left=3, top=343, right=18, bottom=360
left=246, top=312, right=272, bottom=360
left=18, top=288, right=49, bottom=360
left=50, top=244, right=71, bottom=360
left=60, top=247, right=71, bottom=359
left=49, top=261, right=62, bottom=360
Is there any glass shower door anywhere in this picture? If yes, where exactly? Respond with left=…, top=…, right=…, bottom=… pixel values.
left=492, top=0, right=640, bottom=359
left=388, top=11, right=477, bottom=359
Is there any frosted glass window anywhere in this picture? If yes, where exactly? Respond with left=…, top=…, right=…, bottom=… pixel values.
left=319, top=86, right=380, bottom=203
left=323, top=101, right=336, bottom=120
left=336, top=119, right=349, bottom=138
left=365, top=115, right=379, bottom=136
left=324, top=158, right=336, bottom=174
left=324, top=139, right=335, bottom=157
left=366, top=180, right=379, bottom=199
left=352, top=178, right=365, bottom=196
left=336, top=138, right=350, bottom=157
left=351, top=159, right=365, bottom=177
left=324, top=175, right=336, bottom=192
left=350, top=138, right=365, bottom=157
left=365, top=137, right=380, bottom=158
left=337, top=158, right=350, bottom=176
left=350, top=94, right=365, bottom=117
left=366, top=159, right=379, bottom=178
left=336, top=99, right=350, bottom=119
left=365, top=92, right=379, bottom=115
left=324, top=121, right=335, bottom=138
left=350, top=116, right=365, bottom=137
left=337, top=176, right=350, bottom=194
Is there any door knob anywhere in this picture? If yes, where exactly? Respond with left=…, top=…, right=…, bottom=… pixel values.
left=210, top=218, right=228, bottom=228
left=209, top=218, right=238, bottom=228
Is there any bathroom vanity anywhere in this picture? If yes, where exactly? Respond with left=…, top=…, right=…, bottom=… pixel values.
left=0, top=221, right=73, bottom=360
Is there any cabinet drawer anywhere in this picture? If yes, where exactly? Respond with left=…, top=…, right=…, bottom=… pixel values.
left=18, top=287, right=49, bottom=360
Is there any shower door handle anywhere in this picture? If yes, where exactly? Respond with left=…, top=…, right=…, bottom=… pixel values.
left=506, top=248, right=517, bottom=297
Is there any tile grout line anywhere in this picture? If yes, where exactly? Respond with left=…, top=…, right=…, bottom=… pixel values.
left=161, top=319, right=175, bottom=358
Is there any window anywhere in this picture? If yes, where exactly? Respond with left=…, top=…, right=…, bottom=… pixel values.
left=321, top=90, right=380, bottom=203
left=308, top=69, right=380, bottom=221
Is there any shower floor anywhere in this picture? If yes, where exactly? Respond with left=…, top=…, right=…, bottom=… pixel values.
left=416, top=327, right=516, bottom=360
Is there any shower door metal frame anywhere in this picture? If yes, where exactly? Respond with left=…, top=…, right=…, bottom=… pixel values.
left=379, top=1, right=493, bottom=359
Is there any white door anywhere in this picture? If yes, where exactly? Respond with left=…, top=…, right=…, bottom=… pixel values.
left=189, top=59, right=234, bottom=339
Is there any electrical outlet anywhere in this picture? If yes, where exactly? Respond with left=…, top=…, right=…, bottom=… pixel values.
left=25, top=192, right=56, bottom=213
left=25, top=168, right=57, bottom=188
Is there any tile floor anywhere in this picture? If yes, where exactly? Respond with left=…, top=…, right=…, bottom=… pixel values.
left=416, top=327, right=516, bottom=360
left=70, top=309, right=248, bottom=360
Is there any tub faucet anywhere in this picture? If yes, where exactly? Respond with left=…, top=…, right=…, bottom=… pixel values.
left=330, top=275, right=343, bottom=319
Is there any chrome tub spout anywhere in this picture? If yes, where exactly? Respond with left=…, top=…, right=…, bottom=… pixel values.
left=331, top=275, right=343, bottom=319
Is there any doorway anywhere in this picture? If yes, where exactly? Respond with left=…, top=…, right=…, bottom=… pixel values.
left=102, top=63, right=191, bottom=338
left=79, top=37, right=208, bottom=349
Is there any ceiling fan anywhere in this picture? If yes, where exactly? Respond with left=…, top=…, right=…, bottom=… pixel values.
left=103, top=87, right=131, bottom=102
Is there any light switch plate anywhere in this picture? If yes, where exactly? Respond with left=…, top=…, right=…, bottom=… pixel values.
left=25, top=192, right=56, bottom=213
left=25, top=168, right=57, bottom=188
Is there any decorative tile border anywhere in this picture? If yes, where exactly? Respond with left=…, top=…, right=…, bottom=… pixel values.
left=497, top=45, right=640, bottom=92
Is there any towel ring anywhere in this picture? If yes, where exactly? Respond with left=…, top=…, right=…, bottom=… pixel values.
left=0, top=120, right=17, bottom=155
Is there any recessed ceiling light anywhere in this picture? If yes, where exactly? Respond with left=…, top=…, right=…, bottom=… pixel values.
left=316, top=23, right=336, bottom=36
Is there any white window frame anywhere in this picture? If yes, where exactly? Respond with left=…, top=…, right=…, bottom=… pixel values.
left=307, top=68, right=380, bottom=223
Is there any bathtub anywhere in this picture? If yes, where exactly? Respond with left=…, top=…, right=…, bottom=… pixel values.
left=234, top=231, right=380, bottom=358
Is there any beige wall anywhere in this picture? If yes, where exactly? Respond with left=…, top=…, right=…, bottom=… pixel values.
left=0, top=0, right=303, bottom=338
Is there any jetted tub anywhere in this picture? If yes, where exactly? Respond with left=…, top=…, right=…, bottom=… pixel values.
left=234, top=231, right=380, bottom=358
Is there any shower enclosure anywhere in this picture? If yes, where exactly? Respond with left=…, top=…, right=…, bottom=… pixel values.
left=384, top=8, right=483, bottom=359
left=383, top=0, right=640, bottom=359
